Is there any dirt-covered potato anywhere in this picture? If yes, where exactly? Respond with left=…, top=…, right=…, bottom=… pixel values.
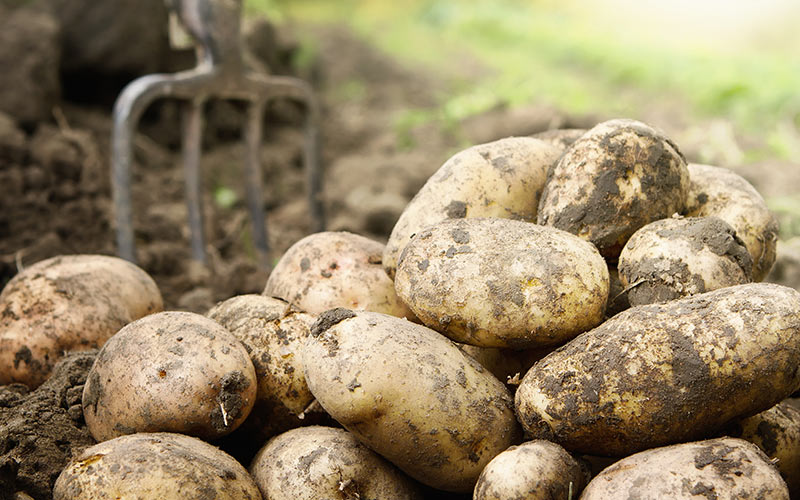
left=685, top=163, right=779, bottom=281
left=250, top=426, right=422, bottom=500
left=722, top=401, right=800, bottom=496
left=82, top=311, right=257, bottom=442
left=473, top=440, right=588, bottom=500
left=618, top=216, right=752, bottom=306
left=537, top=119, right=689, bottom=260
left=581, top=437, right=789, bottom=499
left=515, top=283, right=800, bottom=457
left=0, top=254, right=163, bottom=387
left=302, top=309, right=521, bottom=492
left=207, top=295, right=319, bottom=441
left=53, top=432, right=262, bottom=499
left=383, top=136, right=561, bottom=277
left=530, top=128, right=587, bottom=150
left=264, top=231, right=414, bottom=319
left=395, top=218, right=608, bottom=348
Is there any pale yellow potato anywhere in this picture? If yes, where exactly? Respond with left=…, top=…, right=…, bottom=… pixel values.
left=264, top=231, right=415, bottom=319
left=302, top=309, right=521, bottom=493
left=53, top=432, right=262, bottom=499
left=82, top=311, right=257, bottom=442
left=250, top=426, right=422, bottom=500
left=383, top=137, right=561, bottom=277
left=515, top=283, right=800, bottom=457
left=723, top=401, right=800, bottom=496
left=394, top=218, right=609, bottom=348
left=0, top=254, right=163, bottom=387
left=207, top=295, right=320, bottom=441
left=618, top=216, right=752, bottom=306
left=473, top=440, right=588, bottom=500
left=581, top=437, right=789, bottom=500
left=538, top=119, right=689, bottom=260
left=685, top=163, right=779, bottom=281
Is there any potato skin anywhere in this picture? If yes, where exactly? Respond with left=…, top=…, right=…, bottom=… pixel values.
left=53, top=432, right=262, bottom=499
left=515, top=283, right=800, bottom=456
left=383, top=137, right=561, bottom=277
left=473, top=440, right=588, bottom=500
left=537, top=119, right=689, bottom=260
left=82, top=311, right=257, bottom=442
left=685, top=163, right=779, bottom=281
left=395, top=218, right=609, bottom=348
left=581, top=438, right=789, bottom=500
left=0, top=254, right=163, bottom=387
left=264, top=231, right=415, bottom=319
left=722, top=401, right=800, bottom=496
left=207, top=295, right=319, bottom=440
left=618, top=216, right=752, bottom=306
left=302, top=309, right=521, bottom=492
left=249, top=426, right=422, bottom=500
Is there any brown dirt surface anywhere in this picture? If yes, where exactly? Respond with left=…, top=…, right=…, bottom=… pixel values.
left=0, top=350, right=97, bottom=500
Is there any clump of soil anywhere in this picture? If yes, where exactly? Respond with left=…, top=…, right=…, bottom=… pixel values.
left=0, top=350, right=97, bottom=500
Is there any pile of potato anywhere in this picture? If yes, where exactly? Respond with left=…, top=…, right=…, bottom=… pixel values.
left=2, top=118, right=798, bottom=499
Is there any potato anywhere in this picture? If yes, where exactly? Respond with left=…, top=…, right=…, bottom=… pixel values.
left=394, top=218, right=609, bottom=348
left=473, top=440, right=588, bottom=500
left=530, top=128, right=587, bottom=150
left=302, top=309, right=521, bottom=492
left=383, top=137, right=561, bottom=277
left=53, top=432, right=262, bottom=499
left=581, top=437, right=789, bottom=499
left=207, top=295, right=319, bottom=441
left=264, top=231, right=415, bottom=319
left=537, top=119, right=689, bottom=260
left=250, top=426, right=422, bottom=499
left=82, top=311, right=257, bottom=442
left=685, top=163, right=779, bottom=281
left=722, top=401, right=800, bottom=496
left=0, top=254, right=163, bottom=387
left=618, top=216, right=752, bottom=306
left=515, top=283, right=800, bottom=456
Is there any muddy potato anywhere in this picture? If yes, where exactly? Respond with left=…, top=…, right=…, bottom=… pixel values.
left=383, top=137, right=561, bottom=277
left=395, top=218, right=609, bottom=348
left=685, top=163, right=779, bottom=281
left=581, top=437, right=789, bottom=500
left=473, top=440, right=588, bottom=500
left=250, top=426, right=422, bottom=500
left=618, top=216, right=752, bottom=306
left=264, top=231, right=415, bottom=319
left=515, top=283, right=800, bottom=457
left=530, top=128, right=587, bottom=151
left=0, top=254, right=163, bottom=387
left=82, top=311, right=257, bottom=442
left=207, top=295, right=320, bottom=441
left=722, top=401, right=800, bottom=496
left=537, top=119, right=689, bottom=260
left=302, top=309, right=521, bottom=492
left=53, top=432, right=261, bottom=499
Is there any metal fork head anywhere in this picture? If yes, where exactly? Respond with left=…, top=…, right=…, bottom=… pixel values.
left=112, top=0, right=324, bottom=268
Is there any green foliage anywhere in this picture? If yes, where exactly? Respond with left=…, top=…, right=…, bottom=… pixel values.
left=768, top=196, right=800, bottom=239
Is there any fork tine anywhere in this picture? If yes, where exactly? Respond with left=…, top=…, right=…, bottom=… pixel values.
left=244, top=100, right=270, bottom=268
left=183, top=97, right=207, bottom=264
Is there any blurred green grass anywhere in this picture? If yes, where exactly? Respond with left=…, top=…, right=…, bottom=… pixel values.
left=247, top=0, right=800, bottom=156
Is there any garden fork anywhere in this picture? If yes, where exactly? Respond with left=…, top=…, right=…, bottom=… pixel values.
left=111, top=0, right=324, bottom=268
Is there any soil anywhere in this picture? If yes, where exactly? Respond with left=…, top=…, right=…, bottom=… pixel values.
left=1, top=4, right=799, bottom=500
